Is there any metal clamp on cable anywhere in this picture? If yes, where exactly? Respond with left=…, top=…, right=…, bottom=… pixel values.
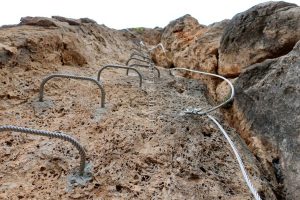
left=169, top=67, right=261, bottom=200
left=169, top=68, right=235, bottom=115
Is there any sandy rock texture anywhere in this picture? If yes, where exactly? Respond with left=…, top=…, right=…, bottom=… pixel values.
left=152, top=15, right=229, bottom=99
left=218, top=1, right=300, bottom=77
left=0, top=16, right=135, bottom=70
left=0, top=16, right=278, bottom=199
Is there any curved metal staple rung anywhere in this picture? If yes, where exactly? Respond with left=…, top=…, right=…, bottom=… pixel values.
left=126, top=63, right=161, bottom=78
left=207, top=115, right=262, bottom=200
left=39, top=74, right=105, bottom=108
left=169, top=68, right=235, bottom=115
left=97, top=64, right=142, bottom=87
left=130, top=48, right=150, bottom=57
left=130, top=52, right=151, bottom=61
left=126, top=57, right=152, bottom=66
left=0, top=125, right=86, bottom=176
left=130, top=47, right=142, bottom=52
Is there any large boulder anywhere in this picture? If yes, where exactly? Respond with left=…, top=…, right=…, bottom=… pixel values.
left=156, top=15, right=229, bottom=99
left=161, top=14, right=204, bottom=54
left=126, top=27, right=163, bottom=46
left=226, top=40, right=300, bottom=199
left=218, top=1, right=300, bottom=77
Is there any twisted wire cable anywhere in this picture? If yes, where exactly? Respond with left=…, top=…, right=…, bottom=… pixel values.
left=207, top=115, right=262, bottom=200
left=97, top=64, right=143, bottom=87
left=169, top=68, right=234, bottom=115
left=39, top=74, right=105, bottom=108
left=171, top=67, right=261, bottom=199
left=0, top=125, right=86, bottom=175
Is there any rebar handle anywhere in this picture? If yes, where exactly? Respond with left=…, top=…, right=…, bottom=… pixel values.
left=130, top=52, right=151, bottom=61
left=97, top=64, right=143, bottom=87
left=126, top=57, right=152, bottom=66
left=39, top=74, right=105, bottom=108
left=0, top=125, right=86, bottom=175
left=126, top=63, right=160, bottom=78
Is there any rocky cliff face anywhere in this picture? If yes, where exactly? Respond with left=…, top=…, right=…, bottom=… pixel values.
left=149, top=1, right=300, bottom=199
left=218, top=1, right=300, bottom=77
left=0, top=16, right=134, bottom=70
left=0, top=15, right=279, bottom=199
left=1, top=1, right=300, bottom=199
left=151, top=14, right=229, bottom=99
left=226, top=40, right=300, bottom=200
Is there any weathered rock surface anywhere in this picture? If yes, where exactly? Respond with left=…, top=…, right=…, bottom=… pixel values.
left=149, top=5, right=300, bottom=198
left=154, top=15, right=229, bottom=99
left=52, top=16, right=81, bottom=26
left=124, top=27, right=163, bottom=46
left=20, top=16, right=60, bottom=27
left=225, top=40, right=300, bottom=200
left=0, top=63, right=278, bottom=199
left=218, top=1, right=300, bottom=77
left=0, top=15, right=279, bottom=199
left=0, top=16, right=135, bottom=70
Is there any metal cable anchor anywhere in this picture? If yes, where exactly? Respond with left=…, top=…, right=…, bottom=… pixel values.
left=169, top=68, right=234, bottom=115
left=39, top=74, right=105, bottom=108
left=126, top=63, right=160, bottom=78
left=97, top=64, right=143, bottom=87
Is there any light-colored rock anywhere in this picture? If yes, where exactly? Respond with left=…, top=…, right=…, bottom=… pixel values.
left=0, top=16, right=136, bottom=69
left=155, top=15, right=229, bottom=99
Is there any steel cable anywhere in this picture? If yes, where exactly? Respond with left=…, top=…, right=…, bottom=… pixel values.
left=207, top=115, right=262, bottom=200
left=170, top=68, right=234, bottom=115
left=170, top=67, right=261, bottom=200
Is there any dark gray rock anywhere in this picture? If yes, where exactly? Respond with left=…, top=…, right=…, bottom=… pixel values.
left=234, top=40, right=300, bottom=199
left=80, top=18, right=97, bottom=24
left=218, top=1, right=300, bottom=77
left=52, top=16, right=81, bottom=26
left=20, top=16, right=59, bottom=27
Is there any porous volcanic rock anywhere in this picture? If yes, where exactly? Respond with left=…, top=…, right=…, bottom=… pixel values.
left=155, top=15, right=229, bottom=99
left=218, top=1, right=300, bottom=77
left=0, top=15, right=279, bottom=200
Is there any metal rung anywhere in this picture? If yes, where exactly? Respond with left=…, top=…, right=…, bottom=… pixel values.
left=97, top=64, right=143, bottom=87
left=126, top=57, right=152, bottom=66
left=126, top=63, right=160, bottom=78
left=39, top=74, right=105, bottom=108
left=0, top=125, right=86, bottom=176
